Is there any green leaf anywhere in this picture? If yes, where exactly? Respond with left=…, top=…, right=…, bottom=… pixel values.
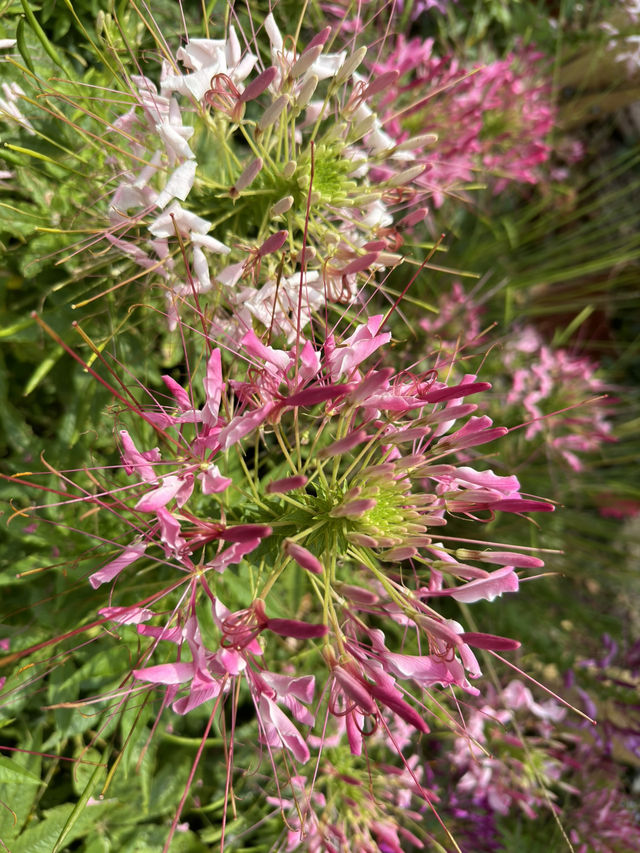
left=0, top=754, right=41, bottom=785
left=23, top=352, right=61, bottom=396
left=52, top=748, right=110, bottom=853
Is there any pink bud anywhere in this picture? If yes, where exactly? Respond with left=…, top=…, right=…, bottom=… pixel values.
left=362, top=241, right=387, bottom=253
left=256, top=94, right=288, bottom=131
left=379, top=546, right=418, bottom=562
left=284, top=539, right=323, bottom=575
left=428, top=403, right=477, bottom=424
left=436, top=426, right=508, bottom=452
left=386, top=164, right=427, bottom=187
left=383, top=426, right=431, bottom=444
left=460, top=632, right=521, bottom=651
left=329, top=498, right=377, bottom=518
left=421, top=381, right=491, bottom=404
left=337, top=584, right=380, bottom=605
left=267, top=618, right=328, bottom=639
left=397, top=207, right=428, bottom=228
left=492, top=499, right=555, bottom=513
left=456, top=549, right=544, bottom=569
left=231, top=157, right=263, bottom=195
left=339, top=252, right=379, bottom=276
left=266, top=475, right=308, bottom=494
left=240, top=66, right=278, bottom=103
left=362, top=70, right=399, bottom=98
left=346, top=532, right=379, bottom=547
left=318, top=429, right=369, bottom=458
left=219, top=524, right=272, bottom=542
left=305, top=26, right=331, bottom=50
left=290, top=44, right=323, bottom=78
left=258, top=229, right=288, bottom=256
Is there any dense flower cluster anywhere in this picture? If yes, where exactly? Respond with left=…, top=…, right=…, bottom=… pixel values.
left=2, top=5, right=630, bottom=852
left=103, top=15, right=429, bottom=336
left=371, top=37, right=555, bottom=203
left=420, top=283, right=616, bottom=471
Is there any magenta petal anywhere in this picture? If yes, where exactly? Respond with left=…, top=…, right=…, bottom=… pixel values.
left=333, top=666, right=376, bottom=715
left=162, top=374, right=191, bottom=411
left=120, top=431, right=161, bottom=482
left=284, top=383, right=354, bottom=408
left=219, top=402, right=276, bottom=449
left=218, top=524, right=272, bottom=542
left=202, top=349, right=224, bottom=426
left=240, top=66, right=278, bottom=102
left=99, top=605, right=153, bottom=625
left=421, top=381, right=491, bottom=403
left=89, top=541, right=147, bottom=589
left=367, top=681, right=430, bottom=733
left=262, top=672, right=315, bottom=706
left=135, top=475, right=187, bottom=512
left=208, top=538, right=262, bottom=572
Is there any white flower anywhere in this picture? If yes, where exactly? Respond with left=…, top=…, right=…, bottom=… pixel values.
left=161, top=28, right=257, bottom=101
left=263, top=14, right=346, bottom=91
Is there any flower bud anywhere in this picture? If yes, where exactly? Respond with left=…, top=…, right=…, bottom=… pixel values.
left=241, top=66, right=278, bottom=102
left=266, top=475, right=308, bottom=494
left=295, top=74, right=319, bottom=109
left=291, top=45, right=323, bottom=78
left=283, top=538, right=323, bottom=575
left=257, top=94, right=288, bottom=131
left=335, top=46, right=367, bottom=84
left=230, top=157, right=263, bottom=197
left=270, top=195, right=294, bottom=217
left=282, top=160, right=297, bottom=178
left=385, top=164, right=427, bottom=187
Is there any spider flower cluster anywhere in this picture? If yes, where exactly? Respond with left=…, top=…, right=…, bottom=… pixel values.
left=371, top=37, right=556, bottom=204
left=0, top=8, right=572, bottom=850
left=103, top=15, right=433, bottom=337
left=58, top=301, right=556, bottom=842
left=420, top=284, right=616, bottom=471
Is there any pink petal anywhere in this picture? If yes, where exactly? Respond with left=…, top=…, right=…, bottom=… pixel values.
left=258, top=695, right=310, bottom=763
left=89, top=541, right=147, bottom=589
left=99, top=606, right=154, bottom=625
left=162, top=375, right=192, bottom=411
left=446, top=567, right=519, bottom=604
left=218, top=402, right=276, bottom=449
left=133, top=661, right=195, bottom=685
left=202, top=349, right=224, bottom=426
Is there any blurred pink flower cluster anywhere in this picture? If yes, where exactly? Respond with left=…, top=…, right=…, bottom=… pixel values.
left=372, top=37, right=555, bottom=204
